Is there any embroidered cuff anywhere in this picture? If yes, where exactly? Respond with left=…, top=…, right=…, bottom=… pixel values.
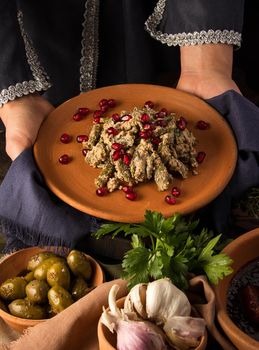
left=0, top=10, right=52, bottom=107
left=0, top=80, right=50, bottom=107
left=145, top=0, right=242, bottom=48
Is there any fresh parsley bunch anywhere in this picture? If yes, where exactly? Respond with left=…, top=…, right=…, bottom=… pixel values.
left=93, top=210, right=233, bottom=290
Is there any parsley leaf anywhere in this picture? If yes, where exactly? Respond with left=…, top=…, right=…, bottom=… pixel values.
left=202, top=254, right=233, bottom=285
left=92, top=210, right=233, bottom=290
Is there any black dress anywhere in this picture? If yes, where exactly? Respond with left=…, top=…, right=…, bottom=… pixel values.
left=0, top=0, right=247, bottom=108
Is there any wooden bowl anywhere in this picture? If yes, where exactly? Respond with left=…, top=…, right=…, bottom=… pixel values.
left=0, top=246, right=104, bottom=332
left=214, top=228, right=259, bottom=350
left=97, top=297, right=207, bottom=350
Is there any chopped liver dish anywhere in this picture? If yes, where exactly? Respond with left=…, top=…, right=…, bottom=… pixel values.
left=82, top=105, right=199, bottom=193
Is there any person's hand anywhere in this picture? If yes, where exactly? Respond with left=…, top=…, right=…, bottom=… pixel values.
left=0, top=94, right=54, bottom=160
left=176, top=71, right=241, bottom=99
left=177, top=43, right=242, bottom=99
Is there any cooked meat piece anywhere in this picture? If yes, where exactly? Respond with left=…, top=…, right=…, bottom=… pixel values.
left=85, top=142, right=107, bottom=167
left=154, top=157, right=171, bottom=191
left=95, top=162, right=114, bottom=188
left=83, top=124, right=102, bottom=150
left=107, top=176, right=121, bottom=192
left=115, top=160, right=133, bottom=184
left=242, top=284, right=259, bottom=325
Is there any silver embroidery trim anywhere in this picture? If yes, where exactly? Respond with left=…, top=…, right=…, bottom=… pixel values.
left=80, top=0, right=100, bottom=92
left=145, top=0, right=242, bottom=47
left=0, top=11, right=51, bottom=107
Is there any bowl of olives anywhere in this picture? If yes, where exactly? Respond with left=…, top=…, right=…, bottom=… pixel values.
left=0, top=247, right=104, bottom=332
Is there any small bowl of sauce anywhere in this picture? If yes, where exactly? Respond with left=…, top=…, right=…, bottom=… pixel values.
left=214, top=228, right=259, bottom=350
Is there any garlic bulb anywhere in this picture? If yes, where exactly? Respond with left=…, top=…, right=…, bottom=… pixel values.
left=101, top=279, right=206, bottom=350
left=100, top=284, right=168, bottom=350
left=124, top=278, right=191, bottom=324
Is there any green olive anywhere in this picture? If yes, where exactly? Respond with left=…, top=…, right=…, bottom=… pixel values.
left=24, top=271, right=35, bottom=283
left=25, top=280, right=49, bottom=304
left=47, top=262, right=71, bottom=290
left=27, top=252, right=57, bottom=271
left=34, top=257, right=66, bottom=281
left=8, top=299, right=47, bottom=319
left=71, top=277, right=93, bottom=301
left=0, top=277, right=27, bottom=301
left=67, top=250, right=92, bottom=280
left=48, top=285, right=73, bottom=314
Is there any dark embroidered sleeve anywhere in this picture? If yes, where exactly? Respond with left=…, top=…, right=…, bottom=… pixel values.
left=0, top=1, right=51, bottom=107
left=145, top=0, right=245, bottom=48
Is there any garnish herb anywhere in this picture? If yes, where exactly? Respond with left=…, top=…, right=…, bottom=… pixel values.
left=236, top=186, right=259, bottom=219
left=93, top=210, right=233, bottom=289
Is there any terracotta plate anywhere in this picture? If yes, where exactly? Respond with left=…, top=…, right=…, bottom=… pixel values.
left=34, top=84, right=237, bottom=222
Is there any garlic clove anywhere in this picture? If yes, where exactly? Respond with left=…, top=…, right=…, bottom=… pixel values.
left=164, top=330, right=200, bottom=350
left=100, top=307, right=118, bottom=333
left=163, top=316, right=206, bottom=350
left=164, top=315, right=206, bottom=339
left=116, top=319, right=168, bottom=350
left=100, top=284, right=123, bottom=332
left=108, top=284, right=122, bottom=318
left=100, top=284, right=139, bottom=332
left=124, top=283, right=147, bottom=319
left=146, top=278, right=191, bottom=324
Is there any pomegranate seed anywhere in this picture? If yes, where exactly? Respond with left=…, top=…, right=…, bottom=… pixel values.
left=59, top=154, right=70, bottom=164
left=196, top=151, right=206, bottom=163
left=93, top=110, right=103, bottom=118
left=112, top=150, right=122, bottom=161
left=144, top=101, right=154, bottom=109
left=121, top=114, right=132, bottom=122
left=151, top=137, right=161, bottom=145
left=165, top=195, right=176, bottom=205
left=140, top=113, right=150, bottom=123
left=139, top=130, right=152, bottom=139
left=112, top=143, right=123, bottom=150
left=82, top=149, right=88, bottom=156
left=143, top=123, right=153, bottom=130
left=108, top=99, right=116, bottom=108
left=99, top=99, right=108, bottom=107
left=76, top=135, right=88, bottom=143
left=123, top=154, right=131, bottom=166
left=96, top=187, right=108, bottom=196
left=93, top=116, right=101, bottom=124
left=73, top=113, right=82, bottom=121
left=100, top=104, right=108, bottom=113
left=112, top=113, right=120, bottom=122
left=60, top=133, right=71, bottom=144
left=107, top=127, right=119, bottom=136
left=196, top=120, right=210, bottom=130
left=122, top=185, right=134, bottom=194
left=126, top=192, right=137, bottom=201
left=171, top=186, right=181, bottom=197
left=158, top=108, right=168, bottom=118
left=154, top=112, right=160, bottom=119
left=156, top=119, right=168, bottom=127
left=177, top=116, right=187, bottom=131
left=78, top=107, right=89, bottom=115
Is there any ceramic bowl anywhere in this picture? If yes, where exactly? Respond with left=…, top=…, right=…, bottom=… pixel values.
left=214, top=228, right=259, bottom=350
left=97, top=297, right=207, bottom=350
left=0, top=246, right=104, bottom=332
